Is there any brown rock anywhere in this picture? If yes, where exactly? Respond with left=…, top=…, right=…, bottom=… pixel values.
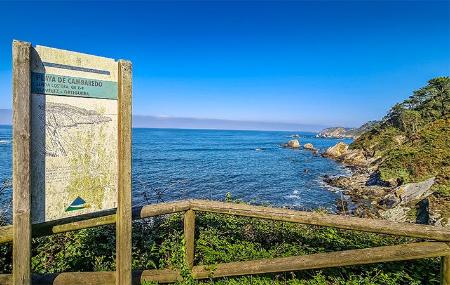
left=323, top=142, right=348, bottom=158
left=285, top=139, right=300, bottom=148
left=341, top=149, right=368, bottom=166
left=303, top=143, right=317, bottom=151
left=322, top=142, right=368, bottom=166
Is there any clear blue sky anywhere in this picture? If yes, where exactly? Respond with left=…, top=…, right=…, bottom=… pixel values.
left=0, top=1, right=449, bottom=128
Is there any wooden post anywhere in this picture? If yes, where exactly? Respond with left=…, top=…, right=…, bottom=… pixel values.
left=184, top=209, right=196, bottom=269
left=116, top=60, right=132, bottom=285
left=442, top=256, right=450, bottom=285
left=12, top=40, right=32, bottom=285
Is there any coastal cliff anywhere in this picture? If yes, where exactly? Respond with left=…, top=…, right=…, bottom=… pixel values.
left=317, top=121, right=378, bottom=139
left=322, top=77, right=450, bottom=226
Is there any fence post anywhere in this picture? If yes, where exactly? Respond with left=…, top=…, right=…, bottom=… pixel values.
left=116, top=59, right=133, bottom=285
left=442, top=256, right=450, bottom=285
left=12, top=40, right=32, bottom=285
left=184, top=209, right=196, bottom=269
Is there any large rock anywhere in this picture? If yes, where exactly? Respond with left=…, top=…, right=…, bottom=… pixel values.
left=382, top=177, right=436, bottom=208
left=322, top=142, right=368, bottom=166
left=342, top=149, right=367, bottom=166
left=284, top=139, right=300, bottom=148
left=303, top=143, right=317, bottom=152
left=380, top=206, right=411, bottom=222
left=379, top=177, right=436, bottom=223
left=323, top=142, right=348, bottom=158
left=395, top=177, right=436, bottom=205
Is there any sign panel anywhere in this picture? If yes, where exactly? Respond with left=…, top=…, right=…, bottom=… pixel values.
left=30, top=45, right=119, bottom=223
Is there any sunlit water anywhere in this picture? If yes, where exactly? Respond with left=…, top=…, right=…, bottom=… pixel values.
left=0, top=126, right=352, bottom=217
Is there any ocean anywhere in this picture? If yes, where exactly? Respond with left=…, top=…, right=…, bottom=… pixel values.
left=0, top=125, right=352, bottom=216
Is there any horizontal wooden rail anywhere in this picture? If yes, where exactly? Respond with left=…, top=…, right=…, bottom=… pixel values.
left=0, top=242, right=448, bottom=284
left=190, top=200, right=450, bottom=241
left=0, top=269, right=181, bottom=285
left=0, top=200, right=191, bottom=244
left=0, top=199, right=450, bottom=245
left=192, top=241, right=450, bottom=279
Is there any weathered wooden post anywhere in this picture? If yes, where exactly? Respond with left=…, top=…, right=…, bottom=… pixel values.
left=184, top=209, right=196, bottom=269
left=12, top=40, right=32, bottom=285
left=117, top=59, right=133, bottom=285
left=442, top=256, right=450, bottom=285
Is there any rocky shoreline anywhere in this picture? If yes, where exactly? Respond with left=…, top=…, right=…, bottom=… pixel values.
left=321, top=142, right=449, bottom=227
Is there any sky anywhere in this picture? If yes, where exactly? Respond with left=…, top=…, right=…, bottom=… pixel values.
left=0, top=1, right=449, bottom=129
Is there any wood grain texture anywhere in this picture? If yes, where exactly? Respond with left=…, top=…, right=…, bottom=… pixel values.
left=190, top=200, right=450, bottom=241
left=442, top=256, right=450, bottom=285
left=0, top=226, right=12, bottom=244
left=138, top=269, right=182, bottom=284
left=0, top=269, right=181, bottom=285
left=192, top=242, right=450, bottom=279
left=184, top=209, right=196, bottom=269
left=12, top=40, right=32, bottom=285
left=137, top=200, right=191, bottom=219
left=116, top=60, right=133, bottom=285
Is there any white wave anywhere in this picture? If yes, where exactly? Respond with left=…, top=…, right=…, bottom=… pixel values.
left=0, top=140, right=10, bottom=145
left=285, top=194, right=300, bottom=200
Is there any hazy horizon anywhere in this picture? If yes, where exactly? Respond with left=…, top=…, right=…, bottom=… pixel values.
left=0, top=108, right=332, bottom=132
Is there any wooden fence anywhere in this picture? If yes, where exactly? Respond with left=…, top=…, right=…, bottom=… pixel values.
left=0, top=199, right=449, bottom=284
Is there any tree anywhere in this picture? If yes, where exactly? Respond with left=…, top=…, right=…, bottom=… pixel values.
left=400, top=110, right=421, bottom=137
left=426, top=77, right=450, bottom=118
left=384, top=103, right=405, bottom=128
left=410, top=77, right=450, bottom=121
left=384, top=77, right=450, bottom=129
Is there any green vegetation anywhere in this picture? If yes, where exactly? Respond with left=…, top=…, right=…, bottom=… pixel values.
left=0, top=208, right=441, bottom=284
left=351, top=77, right=450, bottom=195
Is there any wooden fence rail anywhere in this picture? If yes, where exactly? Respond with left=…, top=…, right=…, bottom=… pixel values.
left=0, top=199, right=449, bottom=284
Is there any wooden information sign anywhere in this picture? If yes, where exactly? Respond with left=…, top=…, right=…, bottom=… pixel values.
left=12, top=40, right=132, bottom=285
left=30, top=45, right=120, bottom=223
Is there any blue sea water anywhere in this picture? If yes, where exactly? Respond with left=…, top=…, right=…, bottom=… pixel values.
left=0, top=126, right=352, bottom=214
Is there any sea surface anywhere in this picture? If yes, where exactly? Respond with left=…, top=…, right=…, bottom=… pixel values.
left=0, top=126, right=352, bottom=217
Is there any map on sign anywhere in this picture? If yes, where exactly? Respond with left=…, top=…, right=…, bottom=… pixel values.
left=30, top=45, right=119, bottom=223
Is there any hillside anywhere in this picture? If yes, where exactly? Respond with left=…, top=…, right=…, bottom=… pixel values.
left=322, top=77, right=450, bottom=225
left=351, top=77, right=450, bottom=196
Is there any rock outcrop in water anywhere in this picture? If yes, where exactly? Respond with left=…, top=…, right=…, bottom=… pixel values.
left=283, top=139, right=300, bottom=149
left=303, top=143, right=316, bottom=151
left=303, top=143, right=318, bottom=154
